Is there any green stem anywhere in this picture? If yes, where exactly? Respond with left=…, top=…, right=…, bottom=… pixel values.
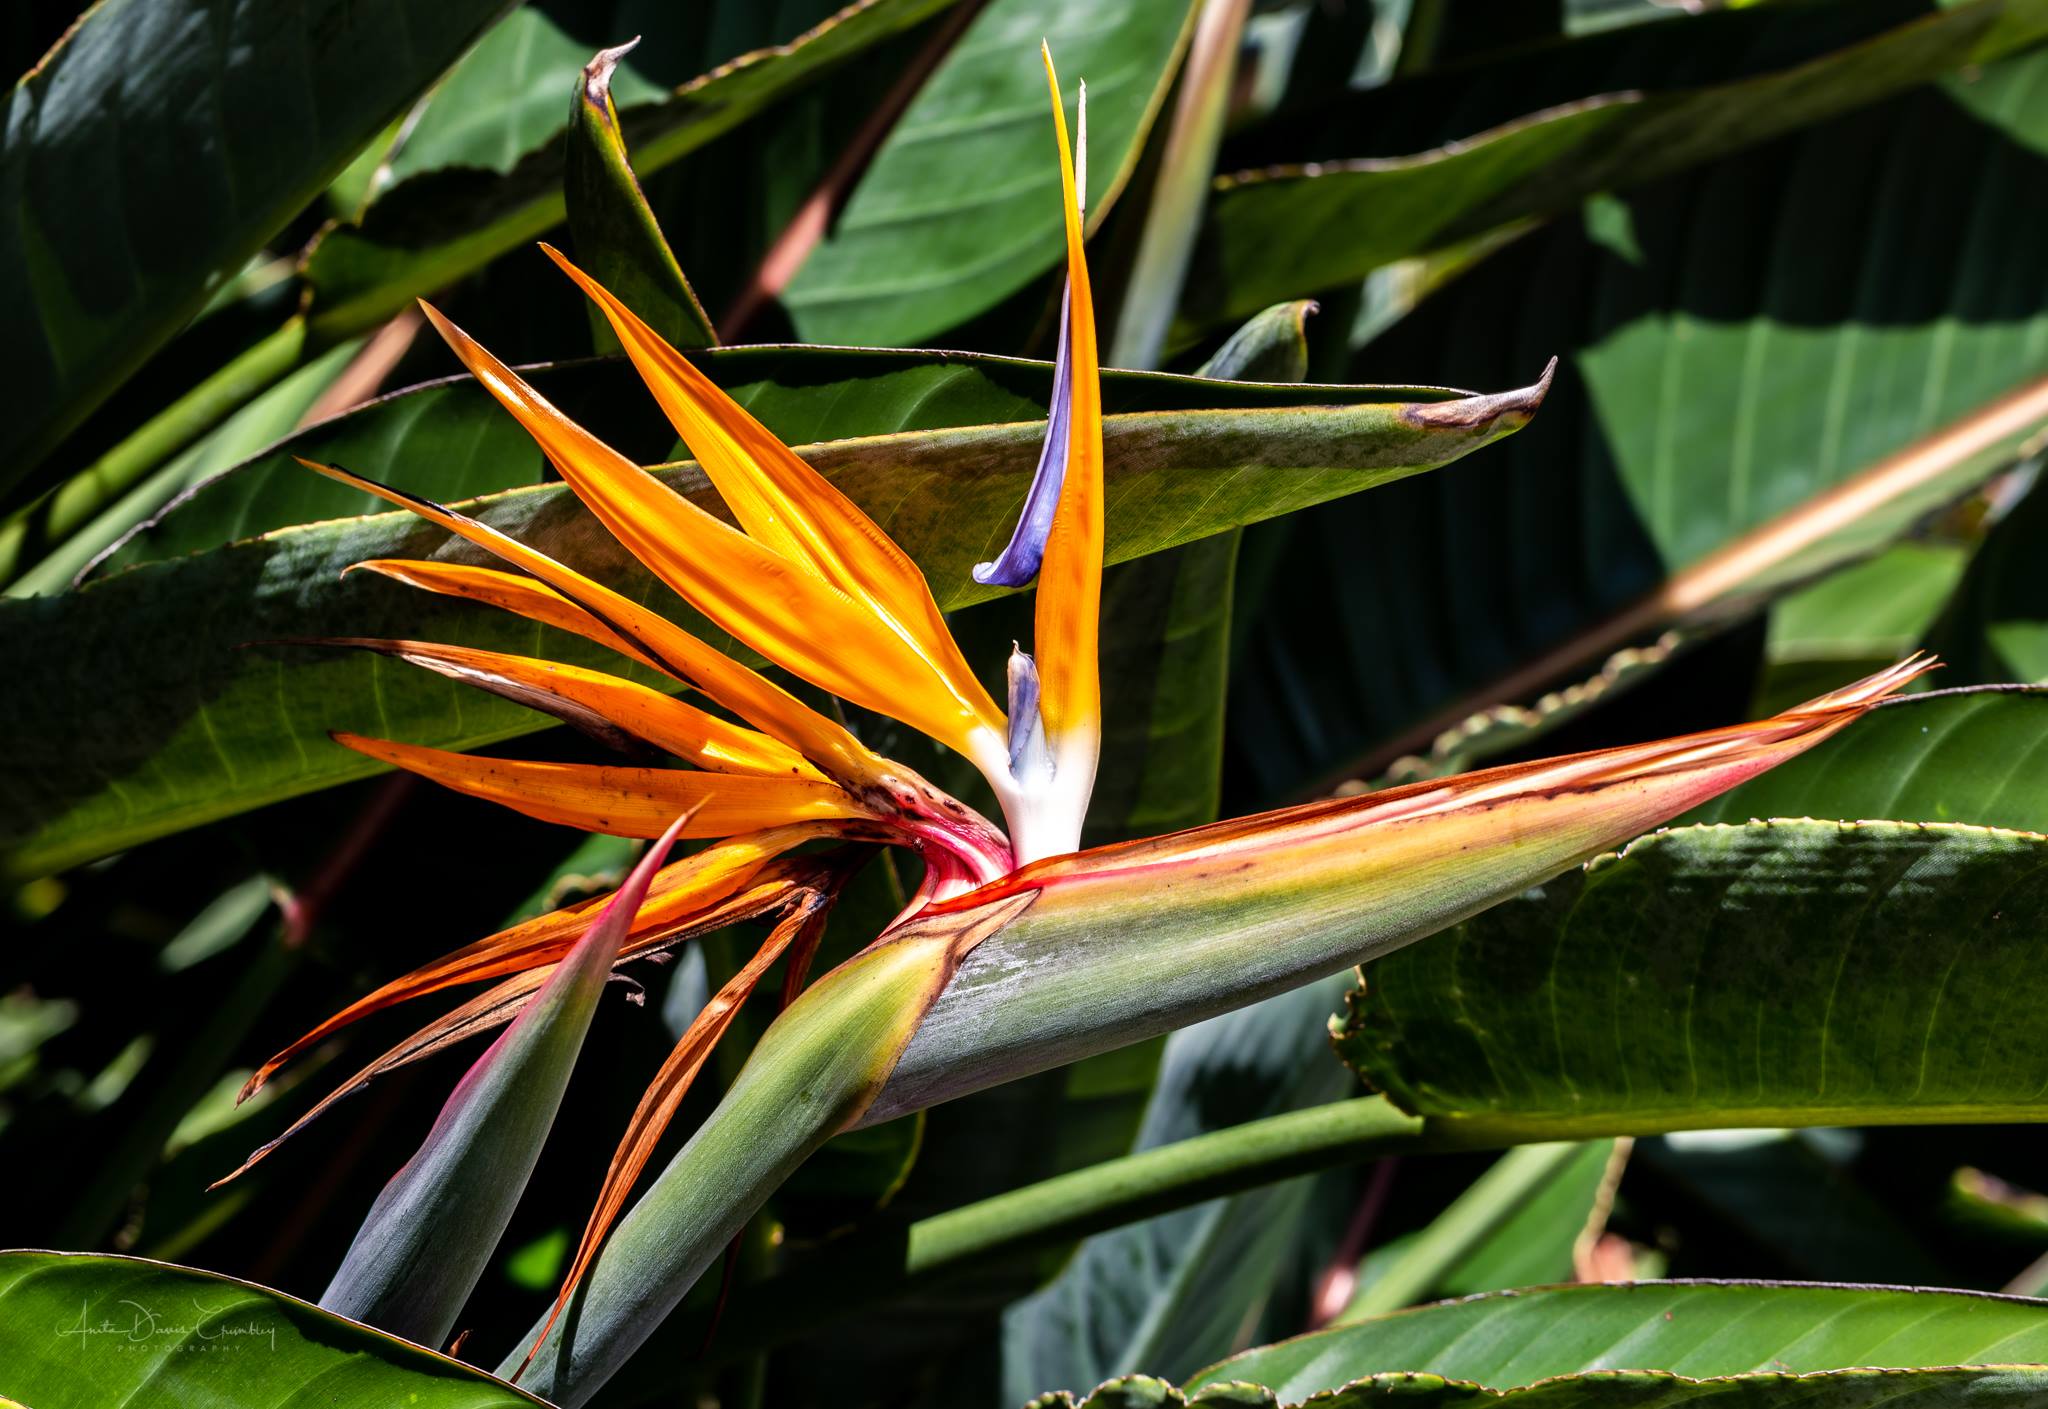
left=907, top=1095, right=1425, bottom=1275
left=0, top=318, right=309, bottom=586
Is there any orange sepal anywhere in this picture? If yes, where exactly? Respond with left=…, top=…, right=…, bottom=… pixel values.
left=332, top=733, right=875, bottom=837
left=540, top=244, right=999, bottom=741
left=237, top=835, right=859, bottom=1102
left=1034, top=47, right=1104, bottom=751
left=301, top=458, right=888, bottom=790
left=350, top=559, right=661, bottom=672
left=415, top=304, right=1005, bottom=757
left=319, top=637, right=821, bottom=780
left=215, top=864, right=836, bottom=1187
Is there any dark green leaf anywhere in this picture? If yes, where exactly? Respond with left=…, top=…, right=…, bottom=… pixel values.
left=782, top=0, right=1200, bottom=345
left=0, top=0, right=509, bottom=495
left=1749, top=541, right=1969, bottom=715
left=1082, top=301, right=1325, bottom=842
left=55, top=881, right=286, bottom=1249
left=1327, top=1142, right=1614, bottom=1325
left=1231, top=44, right=2048, bottom=798
left=1434, top=1139, right=1616, bottom=1295
left=2, top=338, right=365, bottom=597
left=1636, top=1131, right=1947, bottom=1284
left=1186, top=0, right=2048, bottom=337
left=1335, top=819, right=2048, bottom=1140
left=1003, top=298, right=1349, bottom=1398
left=1185, top=1282, right=2048, bottom=1406
left=1771, top=543, right=1969, bottom=666
left=379, top=6, right=671, bottom=183
left=0, top=1251, right=543, bottom=1407
left=1565, top=0, right=1691, bottom=37
left=1683, top=688, right=2048, bottom=832
left=299, top=0, right=959, bottom=344
left=1193, top=301, right=1316, bottom=385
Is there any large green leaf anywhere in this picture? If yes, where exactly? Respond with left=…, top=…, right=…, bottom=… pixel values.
left=1181, top=1282, right=2048, bottom=1406
left=1230, top=41, right=2048, bottom=798
left=298, top=0, right=957, bottom=345
left=782, top=0, right=1198, bottom=345
left=1184, top=0, right=2048, bottom=338
left=0, top=352, right=1543, bottom=879
left=0, top=0, right=510, bottom=496
left=1684, top=689, right=2048, bottom=832
left=93, top=347, right=1476, bottom=575
left=0, top=1251, right=542, bottom=1408
left=1078, top=303, right=1321, bottom=843
left=376, top=6, right=665, bottom=184
left=1334, top=819, right=2048, bottom=1141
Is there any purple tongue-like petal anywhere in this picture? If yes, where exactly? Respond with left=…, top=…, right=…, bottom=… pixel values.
left=1005, top=645, right=1051, bottom=779
left=974, top=284, right=1073, bottom=588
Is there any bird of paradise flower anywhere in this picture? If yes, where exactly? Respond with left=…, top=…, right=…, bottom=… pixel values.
left=222, top=46, right=1932, bottom=1386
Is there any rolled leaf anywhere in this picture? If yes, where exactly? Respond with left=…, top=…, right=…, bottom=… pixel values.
left=565, top=41, right=717, bottom=352
left=319, top=818, right=686, bottom=1345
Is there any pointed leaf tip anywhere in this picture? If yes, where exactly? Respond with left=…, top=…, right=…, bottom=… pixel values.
left=1400, top=361, right=1556, bottom=432
left=584, top=36, right=642, bottom=102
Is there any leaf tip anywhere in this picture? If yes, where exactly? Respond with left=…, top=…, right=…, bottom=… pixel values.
left=582, top=37, right=641, bottom=108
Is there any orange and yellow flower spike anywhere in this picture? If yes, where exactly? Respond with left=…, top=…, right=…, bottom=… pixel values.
left=305, top=459, right=886, bottom=786
left=236, top=830, right=847, bottom=1104
left=315, top=638, right=822, bottom=779
left=331, top=733, right=874, bottom=838
left=538, top=244, right=1008, bottom=768
left=414, top=303, right=1008, bottom=765
left=349, top=559, right=662, bottom=672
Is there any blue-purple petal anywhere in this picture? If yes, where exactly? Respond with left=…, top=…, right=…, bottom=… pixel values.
left=1005, top=645, right=1050, bottom=778
left=974, top=284, right=1073, bottom=588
